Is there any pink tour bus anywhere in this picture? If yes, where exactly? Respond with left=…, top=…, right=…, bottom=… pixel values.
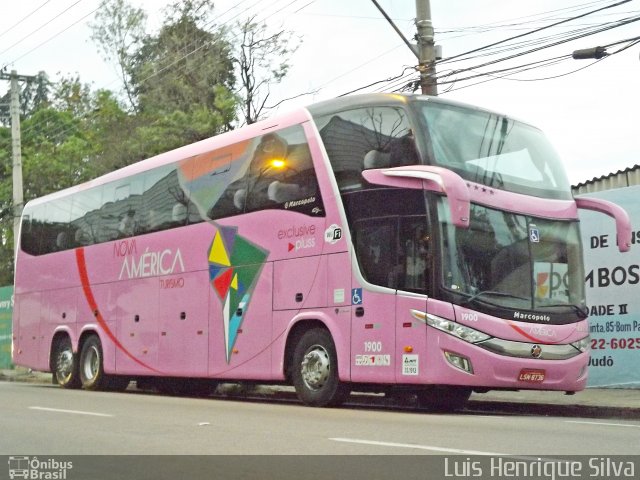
left=12, top=94, right=631, bottom=410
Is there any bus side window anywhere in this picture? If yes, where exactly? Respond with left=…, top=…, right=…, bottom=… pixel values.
left=139, top=166, right=189, bottom=233
left=209, top=125, right=324, bottom=219
left=353, top=218, right=400, bottom=289
left=70, top=188, right=103, bottom=247
left=20, top=211, right=38, bottom=255
left=344, top=188, right=430, bottom=293
left=316, top=107, right=413, bottom=191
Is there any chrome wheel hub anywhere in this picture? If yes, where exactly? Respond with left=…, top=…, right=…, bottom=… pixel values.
left=82, top=346, right=99, bottom=380
left=301, top=346, right=330, bottom=391
left=56, top=350, right=73, bottom=380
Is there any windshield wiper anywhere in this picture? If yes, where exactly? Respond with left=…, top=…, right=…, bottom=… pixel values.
left=538, top=303, right=588, bottom=319
left=461, top=290, right=529, bottom=307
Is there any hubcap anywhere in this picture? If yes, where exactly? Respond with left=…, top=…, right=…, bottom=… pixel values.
left=56, top=349, right=73, bottom=381
left=82, top=345, right=99, bottom=381
left=300, top=345, right=330, bottom=391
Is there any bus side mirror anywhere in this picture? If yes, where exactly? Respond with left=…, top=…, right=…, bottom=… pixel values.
left=362, top=166, right=470, bottom=228
left=575, top=196, right=631, bottom=253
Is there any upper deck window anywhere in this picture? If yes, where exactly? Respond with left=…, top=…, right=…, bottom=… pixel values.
left=315, top=106, right=418, bottom=191
left=417, top=101, right=572, bottom=200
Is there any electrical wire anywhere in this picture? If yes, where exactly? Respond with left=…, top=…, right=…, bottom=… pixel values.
left=0, top=0, right=54, bottom=41
left=436, top=0, right=632, bottom=66
left=2, top=0, right=312, bottom=149
left=0, top=0, right=86, bottom=59
left=3, top=0, right=640, bottom=152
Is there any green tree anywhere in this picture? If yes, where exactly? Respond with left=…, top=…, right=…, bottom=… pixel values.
left=90, top=0, right=147, bottom=112
left=0, top=72, right=50, bottom=127
left=133, top=0, right=235, bottom=116
left=235, top=16, right=302, bottom=124
left=0, top=76, right=129, bottom=283
left=90, top=0, right=238, bottom=166
left=0, top=125, right=12, bottom=285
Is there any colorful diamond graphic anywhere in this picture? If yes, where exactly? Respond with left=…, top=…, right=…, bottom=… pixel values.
left=208, top=226, right=268, bottom=362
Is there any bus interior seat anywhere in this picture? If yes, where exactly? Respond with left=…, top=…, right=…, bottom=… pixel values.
left=172, top=203, right=188, bottom=223
left=267, top=180, right=301, bottom=203
left=233, top=189, right=247, bottom=211
left=55, top=232, right=68, bottom=250
left=364, top=150, right=391, bottom=169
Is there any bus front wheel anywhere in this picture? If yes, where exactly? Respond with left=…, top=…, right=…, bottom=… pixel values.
left=291, top=328, right=349, bottom=407
left=52, top=336, right=80, bottom=389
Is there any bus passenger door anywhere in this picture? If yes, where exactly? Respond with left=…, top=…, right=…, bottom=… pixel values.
left=350, top=217, right=397, bottom=384
left=394, top=217, right=430, bottom=383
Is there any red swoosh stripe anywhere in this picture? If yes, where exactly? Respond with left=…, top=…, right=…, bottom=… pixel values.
left=76, top=247, right=160, bottom=373
left=507, top=321, right=560, bottom=345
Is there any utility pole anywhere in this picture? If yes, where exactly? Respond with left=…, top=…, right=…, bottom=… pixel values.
left=371, top=0, right=439, bottom=95
left=0, top=69, right=36, bottom=253
left=415, top=0, right=438, bottom=96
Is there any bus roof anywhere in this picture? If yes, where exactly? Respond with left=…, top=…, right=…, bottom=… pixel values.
left=23, top=93, right=535, bottom=209
left=306, top=93, right=535, bottom=129
left=24, top=106, right=314, bottom=208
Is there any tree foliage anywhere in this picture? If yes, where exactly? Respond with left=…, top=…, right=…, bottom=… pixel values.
left=0, top=0, right=300, bottom=285
left=235, top=16, right=301, bottom=125
left=0, top=76, right=128, bottom=283
left=90, top=0, right=147, bottom=112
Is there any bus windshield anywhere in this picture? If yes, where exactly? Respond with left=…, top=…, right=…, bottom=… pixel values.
left=438, top=200, right=586, bottom=322
left=418, top=100, right=572, bottom=200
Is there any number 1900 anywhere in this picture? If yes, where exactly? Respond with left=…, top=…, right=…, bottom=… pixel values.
left=364, top=341, right=382, bottom=352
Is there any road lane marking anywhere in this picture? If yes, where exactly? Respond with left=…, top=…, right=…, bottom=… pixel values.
left=29, top=406, right=114, bottom=417
left=565, top=420, right=640, bottom=429
left=329, top=437, right=507, bottom=455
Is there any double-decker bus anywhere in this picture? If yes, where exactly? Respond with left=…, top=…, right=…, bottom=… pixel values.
left=12, top=94, right=631, bottom=410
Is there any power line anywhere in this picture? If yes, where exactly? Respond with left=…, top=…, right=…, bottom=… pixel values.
left=0, top=0, right=54, bottom=41
left=2, top=0, right=312, bottom=149
left=437, top=14, right=640, bottom=80
left=436, top=0, right=632, bottom=66
left=0, top=0, right=86, bottom=59
left=3, top=4, right=106, bottom=70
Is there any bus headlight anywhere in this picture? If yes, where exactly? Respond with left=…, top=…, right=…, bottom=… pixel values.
left=410, top=310, right=491, bottom=344
left=570, top=336, right=590, bottom=353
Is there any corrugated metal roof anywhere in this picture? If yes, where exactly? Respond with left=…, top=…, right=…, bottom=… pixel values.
left=572, top=164, right=640, bottom=195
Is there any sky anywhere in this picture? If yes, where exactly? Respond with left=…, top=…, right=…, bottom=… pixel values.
left=1, top=0, right=639, bottom=185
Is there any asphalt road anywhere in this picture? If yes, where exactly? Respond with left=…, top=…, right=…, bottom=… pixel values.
left=2, top=382, right=639, bottom=456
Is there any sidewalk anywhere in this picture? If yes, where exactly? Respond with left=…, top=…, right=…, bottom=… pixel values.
left=472, top=387, right=640, bottom=409
left=0, top=367, right=51, bottom=384
left=469, top=387, right=640, bottom=419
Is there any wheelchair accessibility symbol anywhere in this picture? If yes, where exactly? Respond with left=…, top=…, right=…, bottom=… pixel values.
left=529, top=226, right=540, bottom=243
left=352, top=288, right=363, bottom=305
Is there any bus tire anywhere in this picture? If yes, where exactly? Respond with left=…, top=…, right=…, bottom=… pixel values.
left=79, top=335, right=107, bottom=391
left=416, top=385, right=471, bottom=412
left=291, top=328, right=349, bottom=407
left=52, top=336, right=80, bottom=389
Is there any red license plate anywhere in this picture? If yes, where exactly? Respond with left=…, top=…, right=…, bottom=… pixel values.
left=518, top=369, right=546, bottom=383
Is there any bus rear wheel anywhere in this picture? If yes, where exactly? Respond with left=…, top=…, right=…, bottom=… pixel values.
left=291, top=328, right=349, bottom=407
left=416, top=385, right=471, bottom=412
left=79, top=335, right=106, bottom=390
left=79, top=335, right=130, bottom=392
left=52, top=336, right=80, bottom=389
